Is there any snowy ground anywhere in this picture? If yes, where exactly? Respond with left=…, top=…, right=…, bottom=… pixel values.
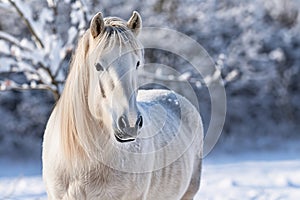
left=197, top=151, right=300, bottom=199
left=0, top=158, right=46, bottom=200
left=0, top=142, right=299, bottom=200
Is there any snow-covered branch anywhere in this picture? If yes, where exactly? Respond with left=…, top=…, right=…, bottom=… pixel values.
left=0, top=31, right=32, bottom=51
left=7, top=0, right=44, bottom=49
left=139, top=70, right=206, bottom=88
left=0, top=79, right=59, bottom=99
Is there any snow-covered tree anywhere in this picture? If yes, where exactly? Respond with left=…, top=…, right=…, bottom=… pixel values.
left=0, top=0, right=90, bottom=100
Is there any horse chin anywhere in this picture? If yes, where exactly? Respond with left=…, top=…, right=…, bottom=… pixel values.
left=114, top=130, right=136, bottom=143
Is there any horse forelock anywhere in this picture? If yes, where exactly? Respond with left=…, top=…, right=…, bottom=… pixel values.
left=99, top=17, right=143, bottom=56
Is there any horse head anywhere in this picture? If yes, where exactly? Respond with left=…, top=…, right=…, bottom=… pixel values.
left=86, top=12, right=144, bottom=143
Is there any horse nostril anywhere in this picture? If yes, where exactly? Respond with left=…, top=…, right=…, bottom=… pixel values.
left=136, top=115, right=143, bottom=129
left=118, top=116, right=127, bottom=131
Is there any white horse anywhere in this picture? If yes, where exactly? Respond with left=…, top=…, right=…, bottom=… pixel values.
left=42, top=11, right=203, bottom=200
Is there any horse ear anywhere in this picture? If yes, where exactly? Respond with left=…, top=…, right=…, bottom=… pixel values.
left=90, top=12, right=104, bottom=38
left=127, top=11, right=142, bottom=36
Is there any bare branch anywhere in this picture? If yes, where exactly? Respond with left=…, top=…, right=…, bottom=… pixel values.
left=7, top=0, right=44, bottom=49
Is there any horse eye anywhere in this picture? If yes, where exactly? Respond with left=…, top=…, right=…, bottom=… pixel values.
left=95, top=63, right=104, bottom=71
left=136, top=61, right=140, bottom=69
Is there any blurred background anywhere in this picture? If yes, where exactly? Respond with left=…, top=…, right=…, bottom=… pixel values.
left=1, top=0, right=299, bottom=157
left=0, top=0, right=300, bottom=199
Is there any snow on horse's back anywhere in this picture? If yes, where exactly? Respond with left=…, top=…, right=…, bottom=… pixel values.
left=42, top=11, right=203, bottom=200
